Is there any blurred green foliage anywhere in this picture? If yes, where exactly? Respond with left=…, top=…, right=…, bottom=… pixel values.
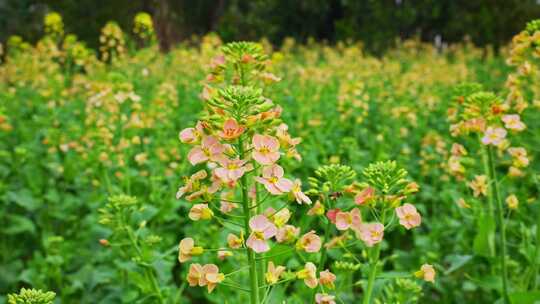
left=1, top=0, right=540, bottom=53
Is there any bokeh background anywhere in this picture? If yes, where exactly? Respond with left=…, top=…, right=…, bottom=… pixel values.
left=1, top=1, right=540, bottom=304
left=2, top=0, right=540, bottom=53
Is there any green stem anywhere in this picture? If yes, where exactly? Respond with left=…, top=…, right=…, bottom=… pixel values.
left=481, top=144, right=497, bottom=258
left=363, top=210, right=386, bottom=304
left=125, top=226, right=164, bottom=303
left=487, top=146, right=509, bottom=303
left=530, top=175, right=540, bottom=290
left=239, top=136, right=260, bottom=304
left=255, top=168, right=265, bottom=298
left=311, top=196, right=334, bottom=303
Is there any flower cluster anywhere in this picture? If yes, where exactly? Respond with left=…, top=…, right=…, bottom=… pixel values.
left=448, top=84, right=530, bottom=178
left=506, top=19, right=540, bottom=112
left=133, top=12, right=156, bottom=46
left=304, top=162, right=430, bottom=303
left=7, top=288, right=56, bottom=304
left=99, top=21, right=126, bottom=63
left=44, top=12, right=64, bottom=42
left=176, top=42, right=319, bottom=300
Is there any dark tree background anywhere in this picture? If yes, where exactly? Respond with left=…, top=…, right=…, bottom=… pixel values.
left=1, top=0, right=539, bottom=53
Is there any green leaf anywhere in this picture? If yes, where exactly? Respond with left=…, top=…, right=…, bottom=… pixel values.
left=444, top=254, right=473, bottom=275
left=473, top=213, right=495, bottom=257
left=509, top=291, right=540, bottom=304
left=378, top=271, right=411, bottom=279
left=4, top=214, right=36, bottom=235
left=6, top=189, right=40, bottom=211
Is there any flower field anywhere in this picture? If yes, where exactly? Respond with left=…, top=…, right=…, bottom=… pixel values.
left=1, top=13, right=540, bottom=304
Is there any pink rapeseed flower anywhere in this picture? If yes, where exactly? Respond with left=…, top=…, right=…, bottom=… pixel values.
left=252, top=134, right=280, bottom=165
left=179, top=121, right=205, bottom=144
left=335, top=208, right=362, bottom=231
left=246, top=215, right=277, bottom=253
left=481, top=127, right=507, bottom=146
left=326, top=208, right=341, bottom=224
left=218, top=118, right=245, bottom=140
left=395, top=203, right=421, bottom=229
left=297, top=262, right=318, bottom=289
left=276, top=225, right=300, bottom=243
left=214, top=157, right=253, bottom=183
left=176, top=170, right=207, bottom=199
left=255, top=164, right=293, bottom=195
left=415, top=263, right=436, bottom=283
left=358, top=223, right=384, bottom=247
left=502, top=114, right=526, bottom=131
left=188, top=136, right=225, bottom=165
left=265, top=261, right=286, bottom=284
left=315, top=293, right=336, bottom=304
left=296, top=230, right=322, bottom=253
left=291, top=179, right=312, bottom=204
left=178, top=238, right=203, bottom=263
left=188, top=204, right=214, bottom=221
left=319, top=270, right=336, bottom=289
left=355, top=187, right=375, bottom=205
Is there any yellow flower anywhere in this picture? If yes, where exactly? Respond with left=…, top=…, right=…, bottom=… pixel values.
left=506, top=194, right=519, bottom=210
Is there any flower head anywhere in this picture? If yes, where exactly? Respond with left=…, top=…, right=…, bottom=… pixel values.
left=395, top=203, right=421, bottom=229
left=481, top=127, right=507, bottom=146
left=179, top=121, right=205, bottom=144
left=468, top=175, right=488, bottom=197
left=357, top=223, right=384, bottom=247
left=188, top=204, right=214, bottom=221
left=307, top=200, right=325, bottom=216
left=201, top=264, right=225, bottom=293
left=246, top=215, right=277, bottom=253
left=315, top=293, right=336, bottom=304
left=265, top=261, right=286, bottom=284
left=218, top=118, right=245, bottom=140
left=508, top=147, right=529, bottom=167
left=217, top=250, right=233, bottom=260
left=355, top=187, right=375, bottom=205
left=227, top=233, right=243, bottom=249
left=187, top=263, right=204, bottom=287
left=319, top=270, right=336, bottom=289
left=218, top=198, right=236, bottom=211
left=188, top=136, right=226, bottom=165
left=276, top=225, right=300, bottom=243
left=326, top=208, right=340, bottom=224
left=502, top=114, right=526, bottom=131
left=296, top=230, right=322, bottom=253
left=415, top=264, right=436, bottom=283
left=270, top=208, right=291, bottom=227
left=176, top=170, right=207, bottom=199
left=335, top=208, right=362, bottom=231
left=214, top=157, right=253, bottom=183
left=291, top=179, right=312, bottom=204
left=178, top=238, right=204, bottom=263
left=297, top=262, right=318, bottom=288
left=506, top=194, right=519, bottom=209
left=252, top=134, right=280, bottom=165
left=255, top=164, right=293, bottom=195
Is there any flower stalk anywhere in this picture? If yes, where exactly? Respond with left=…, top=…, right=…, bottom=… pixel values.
left=487, top=146, right=509, bottom=303
left=239, top=136, right=261, bottom=304
left=362, top=209, right=386, bottom=304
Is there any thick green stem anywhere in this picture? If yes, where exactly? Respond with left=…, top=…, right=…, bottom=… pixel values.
left=487, top=146, right=509, bottom=303
left=311, top=216, right=333, bottom=303
left=239, top=137, right=260, bottom=304
left=363, top=210, right=386, bottom=304
left=481, top=145, right=496, bottom=257
left=254, top=167, right=265, bottom=298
